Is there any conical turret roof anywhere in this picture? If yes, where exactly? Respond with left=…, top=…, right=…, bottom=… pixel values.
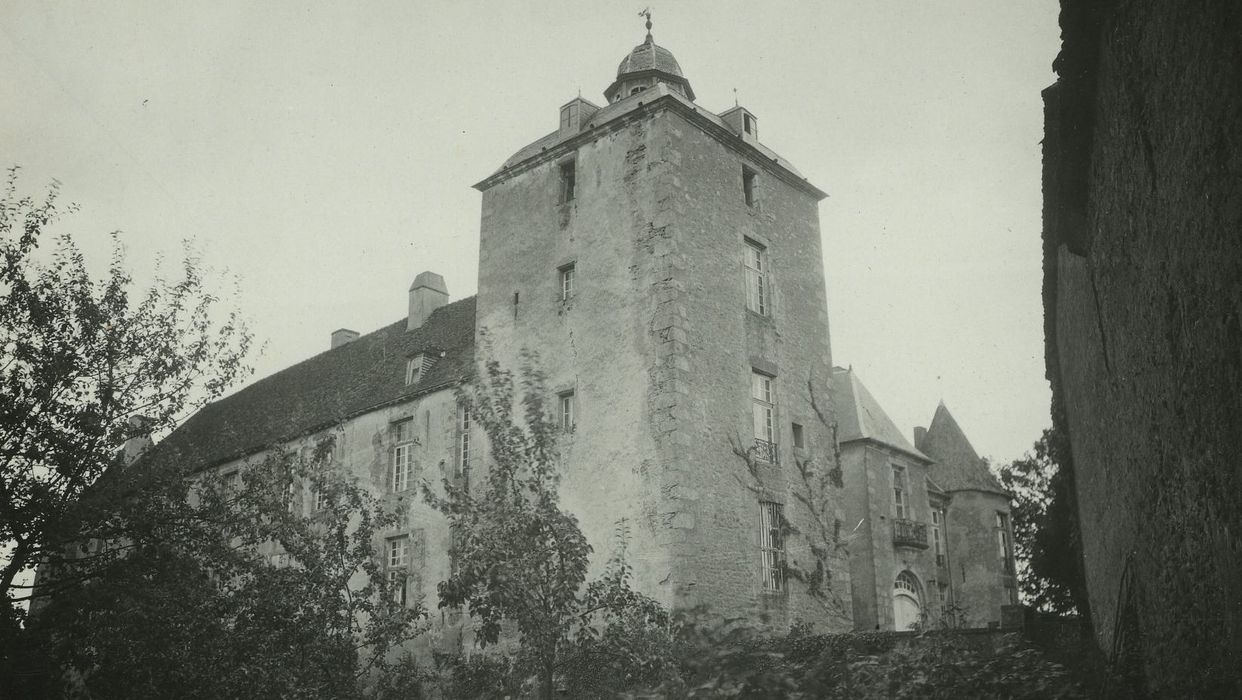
left=832, top=367, right=930, bottom=462
left=918, top=403, right=1007, bottom=495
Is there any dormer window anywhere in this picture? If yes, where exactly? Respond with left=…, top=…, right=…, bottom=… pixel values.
left=405, top=353, right=435, bottom=385
left=559, top=102, right=578, bottom=132
left=743, top=113, right=755, bottom=135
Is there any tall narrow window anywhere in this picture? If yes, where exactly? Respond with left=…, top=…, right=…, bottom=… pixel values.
left=996, top=512, right=1014, bottom=573
left=759, top=501, right=786, bottom=592
left=744, top=240, right=769, bottom=315
left=791, top=422, right=804, bottom=449
left=387, top=535, right=410, bottom=606
left=559, top=391, right=576, bottom=432
left=559, top=263, right=575, bottom=301
left=743, top=113, right=755, bottom=134
left=458, top=406, right=471, bottom=475
left=391, top=419, right=414, bottom=492
left=932, top=509, right=945, bottom=566
left=751, top=371, right=778, bottom=464
left=742, top=167, right=757, bottom=207
left=892, top=465, right=907, bottom=519
left=405, top=354, right=434, bottom=385
left=560, top=160, right=576, bottom=203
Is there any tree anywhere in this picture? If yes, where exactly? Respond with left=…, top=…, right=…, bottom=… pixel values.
left=997, top=427, right=1090, bottom=616
left=423, top=350, right=664, bottom=699
left=23, top=437, right=426, bottom=698
left=0, top=168, right=252, bottom=617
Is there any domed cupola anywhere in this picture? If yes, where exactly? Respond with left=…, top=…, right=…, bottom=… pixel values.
left=604, top=12, right=695, bottom=103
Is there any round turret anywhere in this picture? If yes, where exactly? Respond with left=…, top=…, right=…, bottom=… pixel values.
left=604, top=18, right=695, bottom=103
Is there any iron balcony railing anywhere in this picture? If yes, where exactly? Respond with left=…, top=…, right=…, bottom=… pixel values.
left=892, top=518, right=930, bottom=549
left=752, top=438, right=780, bottom=465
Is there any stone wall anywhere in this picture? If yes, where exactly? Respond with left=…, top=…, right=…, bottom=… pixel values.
left=842, top=442, right=941, bottom=631
left=206, top=385, right=467, bottom=650
left=943, top=490, right=1011, bottom=629
left=1043, top=0, right=1242, bottom=694
left=475, top=101, right=850, bottom=631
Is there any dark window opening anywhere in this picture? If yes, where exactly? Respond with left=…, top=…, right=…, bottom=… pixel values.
left=743, top=167, right=757, bottom=207
left=560, top=161, right=576, bottom=203
left=792, top=423, right=804, bottom=448
left=743, top=114, right=755, bottom=134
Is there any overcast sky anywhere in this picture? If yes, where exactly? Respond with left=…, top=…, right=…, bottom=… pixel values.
left=1, top=0, right=1060, bottom=465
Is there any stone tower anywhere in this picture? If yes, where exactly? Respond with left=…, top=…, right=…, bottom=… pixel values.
left=472, top=25, right=848, bottom=629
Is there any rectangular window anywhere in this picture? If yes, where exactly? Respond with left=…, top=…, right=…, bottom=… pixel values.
left=560, top=160, right=576, bottom=203
left=751, top=371, right=778, bottom=464
left=314, top=484, right=330, bottom=512
left=997, top=512, right=1014, bottom=573
left=892, top=465, right=907, bottom=519
left=791, top=422, right=804, bottom=449
left=458, top=406, right=471, bottom=475
left=742, top=167, right=757, bottom=207
left=387, top=535, right=410, bottom=606
left=759, top=501, right=786, bottom=593
left=932, top=509, right=945, bottom=565
left=744, top=239, right=769, bottom=316
left=559, top=391, right=576, bottom=432
left=744, top=113, right=755, bottom=134
left=391, top=419, right=414, bottom=492
left=558, top=263, right=575, bottom=301
left=406, top=355, right=422, bottom=385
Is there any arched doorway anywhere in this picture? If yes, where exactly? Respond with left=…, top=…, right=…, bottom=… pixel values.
left=893, top=570, right=923, bottom=630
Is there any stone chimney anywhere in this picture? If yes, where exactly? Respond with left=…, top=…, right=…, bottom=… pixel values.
left=913, top=426, right=928, bottom=450
left=330, top=328, right=359, bottom=349
left=408, top=271, right=448, bottom=331
left=122, top=415, right=154, bottom=465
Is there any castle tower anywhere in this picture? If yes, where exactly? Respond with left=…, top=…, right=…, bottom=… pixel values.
left=473, top=22, right=847, bottom=629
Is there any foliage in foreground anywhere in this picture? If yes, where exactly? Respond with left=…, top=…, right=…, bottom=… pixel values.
left=1, top=168, right=252, bottom=618
left=998, top=427, right=1090, bottom=616
left=426, top=616, right=1088, bottom=699
left=424, top=349, right=665, bottom=699
left=14, top=440, right=425, bottom=699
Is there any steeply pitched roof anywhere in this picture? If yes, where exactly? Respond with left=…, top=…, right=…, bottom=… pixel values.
left=917, top=402, right=1007, bottom=496
left=831, top=367, right=930, bottom=462
left=158, top=296, right=476, bottom=471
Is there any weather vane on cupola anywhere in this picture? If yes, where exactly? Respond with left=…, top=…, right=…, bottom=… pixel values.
left=639, top=7, right=653, bottom=43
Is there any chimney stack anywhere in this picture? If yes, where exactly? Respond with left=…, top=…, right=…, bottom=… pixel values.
left=408, top=271, right=448, bottom=331
left=913, top=426, right=928, bottom=450
left=123, top=415, right=154, bottom=465
left=331, top=328, right=359, bottom=349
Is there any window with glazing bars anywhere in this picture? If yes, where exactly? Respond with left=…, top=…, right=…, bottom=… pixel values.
left=759, top=501, right=786, bottom=592
left=559, top=391, right=576, bottom=432
left=996, top=512, right=1015, bottom=573
left=932, top=508, right=945, bottom=565
left=387, top=535, right=410, bottom=606
left=391, top=419, right=414, bottom=492
left=744, top=239, right=769, bottom=315
left=751, top=371, right=778, bottom=463
left=892, top=465, right=907, bottom=519
left=458, top=406, right=471, bottom=475
left=559, top=263, right=575, bottom=301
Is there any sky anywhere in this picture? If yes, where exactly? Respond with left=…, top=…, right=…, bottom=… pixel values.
left=0, top=0, right=1061, bottom=466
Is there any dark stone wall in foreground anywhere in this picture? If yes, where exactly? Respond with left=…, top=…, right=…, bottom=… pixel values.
left=1043, top=1, right=1242, bottom=695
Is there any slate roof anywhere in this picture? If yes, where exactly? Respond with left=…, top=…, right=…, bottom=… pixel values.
left=487, top=84, right=808, bottom=185
left=157, top=296, right=476, bottom=471
left=917, top=402, right=1007, bottom=496
left=831, top=367, right=930, bottom=462
left=616, top=39, right=686, bottom=78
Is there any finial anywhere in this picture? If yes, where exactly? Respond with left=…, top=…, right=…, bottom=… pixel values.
left=639, top=7, right=652, bottom=43
left=733, top=87, right=739, bottom=107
